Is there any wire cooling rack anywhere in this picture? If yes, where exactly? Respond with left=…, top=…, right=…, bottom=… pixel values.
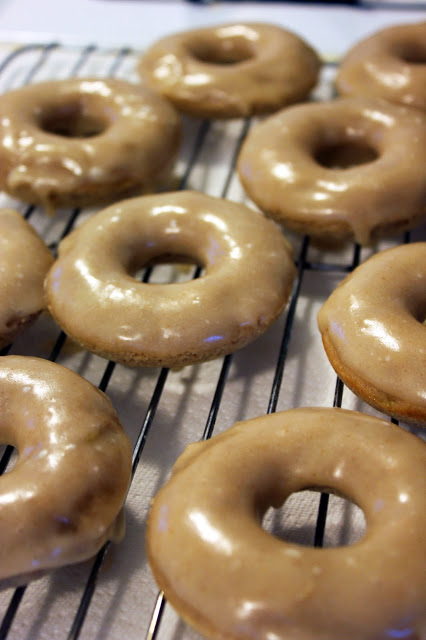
left=0, top=41, right=424, bottom=640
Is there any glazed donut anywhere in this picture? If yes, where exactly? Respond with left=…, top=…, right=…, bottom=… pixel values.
left=44, top=191, right=295, bottom=368
left=336, top=22, right=426, bottom=111
left=0, top=208, right=53, bottom=350
left=0, top=355, right=132, bottom=585
left=138, top=22, right=321, bottom=119
left=0, top=77, right=181, bottom=213
left=318, top=243, right=426, bottom=426
left=147, top=407, right=426, bottom=640
left=237, top=97, right=426, bottom=245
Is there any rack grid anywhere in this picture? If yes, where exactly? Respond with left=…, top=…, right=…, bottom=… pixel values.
left=0, top=40, right=424, bottom=640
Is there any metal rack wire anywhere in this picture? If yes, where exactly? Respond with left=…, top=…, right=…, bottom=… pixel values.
left=0, top=41, right=424, bottom=640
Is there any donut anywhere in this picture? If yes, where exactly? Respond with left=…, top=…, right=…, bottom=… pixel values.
left=147, top=407, right=426, bottom=640
left=336, top=22, right=426, bottom=111
left=0, top=355, right=132, bottom=585
left=44, top=191, right=295, bottom=368
left=0, top=208, right=53, bottom=350
left=0, top=77, right=181, bottom=213
left=138, top=22, right=321, bottom=119
left=318, top=243, right=426, bottom=426
left=237, top=97, right=426, bottom=245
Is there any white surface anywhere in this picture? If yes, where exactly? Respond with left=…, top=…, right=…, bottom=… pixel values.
left=0, top=0, right=424, bottom=52
left=0, top=4, right=425, bottom=640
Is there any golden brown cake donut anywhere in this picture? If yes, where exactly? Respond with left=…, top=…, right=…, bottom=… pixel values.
left=0, top=355, right=132, bottom=585
left=336, top=21, right=426, bottom=111
left=147, top=407, right=426, bottom=640
left=44, top=191, right=295, bottom=368
left=318, top=243, right=426, bottom=426
left=237, top=97, right=426, bottom=245
left=0, top=208, right=53, bottom=349
left=138, top=22, right=321, bottom=119
left=0, top=77, right=181, bottom=213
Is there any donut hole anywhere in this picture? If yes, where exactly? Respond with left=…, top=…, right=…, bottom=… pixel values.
left=314, top=141, right=378, bottom=169
left=262, top=489, right=366, bottom=548
left=412, top=303, right=426, bottom=325
left=402, top=289, right=426, bottom=324
left=188, top=36, right=255, bottom=65
left=395, top=43, right=426, bottom=64
left=133, top=255, right=203, bottom=284
left=39, top=101, right=109, bottom=138
left=0, top=443, right=18, bottom=474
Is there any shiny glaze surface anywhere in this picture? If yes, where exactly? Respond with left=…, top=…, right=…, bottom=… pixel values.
left=147, top=407, right=426, bottom=640
left=337, top=21, right=426, bottom=111
left=138, top=22, right=321, bottom=118
left=0, top=356, right=132, bottom=584
left=0, top=208, right=53, bottom=349
left=318, top=243, right=426, bottom=425
left=0, top=78, right=181, bottom=212
left=237, top=97, right=426, bottom=245
left=45, top=191, right=295, bottom=368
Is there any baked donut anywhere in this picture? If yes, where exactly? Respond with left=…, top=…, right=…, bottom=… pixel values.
left=237, top=97, right=426, bottom=245
left=336, top=21, right=426, bottom=111
left=318, top=243, right=426, bottom=426
left=0, top=355, right=132, bottom=585
left=0, top=77, right=181, bottom=213
left=44, top=191, right=295, bottom=368
left=147, top=407, right=426, bottom=640
left=0, top=208, right=53, bottom=350
left=138, top=22, right=321, bottom=119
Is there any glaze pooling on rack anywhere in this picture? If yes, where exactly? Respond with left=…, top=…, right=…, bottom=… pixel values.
left=0, top=41, right=424, bottom=640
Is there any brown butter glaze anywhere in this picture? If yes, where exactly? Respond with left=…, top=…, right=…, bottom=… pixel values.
left=45, top=191, right=295, bottom=368
left=138, top=22, right=321, bottom=119
left=237, top=97, right=426, bottom=245
left=0, top=78, right=181, bottom=212
left=147, top=407, right=426, bottom=640
left=336, top=21, right=426, bottom=111
left=0, top=356, right=132, bottom=584
left=0, top=209, right=53, bottom=349
left=318, top=243, right=426, bottom=426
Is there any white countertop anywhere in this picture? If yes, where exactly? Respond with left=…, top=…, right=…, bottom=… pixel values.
left=0, top=0, right=424, bottom=54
